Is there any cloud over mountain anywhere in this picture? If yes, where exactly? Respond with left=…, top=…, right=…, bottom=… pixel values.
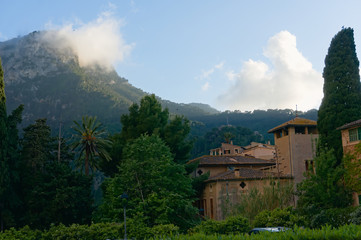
left=43, top=11, right=133, bottom=70
left=217, top=31, right=323, bottom=111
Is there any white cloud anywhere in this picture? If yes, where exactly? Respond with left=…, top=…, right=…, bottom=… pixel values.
left=197, top=61, right=224, bottom=80
left=43, top=10, right=133, bottom=70
left=215, top=61, right=224, bottom=69
left=200, top=69, right=214, bottom=79
left=226, top=70, right=238, bottom=82
left=217, top=31, right=323, bottom=111
left=202, top=82, right=210, bottom=91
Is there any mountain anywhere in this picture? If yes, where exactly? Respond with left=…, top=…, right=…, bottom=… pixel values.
left=0, top=31, right=217, bottom=134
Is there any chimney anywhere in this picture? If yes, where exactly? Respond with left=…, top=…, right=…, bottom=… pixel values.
left=234, top=169, right=240, bottom=177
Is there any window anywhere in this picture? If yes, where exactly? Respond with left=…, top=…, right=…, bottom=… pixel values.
left=349, top=128, right=361, bottom=142
left=305, top=160, right=315, bottom=172
left=295, top=127, right=305, bottom=134
left=224, top=149, right=231, bottom=154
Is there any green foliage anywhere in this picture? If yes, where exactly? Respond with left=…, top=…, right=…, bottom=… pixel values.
left=0, top=57, right=24, bottom=230
left=21, top=119, right=54, bottom=170
left=103, top=94, right=193, bottom=176
left=72, top=115, right=112, bottom=175
left=350, top=206, right=361, bottom=225
left=6, top=222, right=361, bottom=239
left=297, top=148, right=352, bottom=213
left=318, top=27, right=361, bottom=162
left=190, top=125, right=264, bottom=158
left=343, top=142, right=361, bottom=192
left=96, top=134, right=198, bottom=230
left=20, top=162, right=93, bottom=229
left=17, top=118, right=93, bottom=229
left=312, top=207, right=354, bottom=228
left=0, top=222, right=179, bottom=240
left=229, top=181, right=294, bottom=221
left=189, top=215, right=250, bottom=235
left=253, top=207, right=305, bottom=228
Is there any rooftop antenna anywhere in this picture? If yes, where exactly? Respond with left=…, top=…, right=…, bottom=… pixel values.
left=295, top=105, right=298, bottom=117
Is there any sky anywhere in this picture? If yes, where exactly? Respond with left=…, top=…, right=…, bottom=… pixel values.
left=1, top=1, right=361, bottom=112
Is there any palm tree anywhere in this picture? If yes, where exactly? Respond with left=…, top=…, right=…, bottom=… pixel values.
left=72, top=116, right=112, bottom=176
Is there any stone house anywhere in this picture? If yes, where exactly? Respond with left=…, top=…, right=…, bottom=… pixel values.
left=189, top=117, right=318, bottom=220
left=337, top=119, right=361, bottom=205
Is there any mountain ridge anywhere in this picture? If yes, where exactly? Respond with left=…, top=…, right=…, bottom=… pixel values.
left=0, top=31, right=218, bottom=133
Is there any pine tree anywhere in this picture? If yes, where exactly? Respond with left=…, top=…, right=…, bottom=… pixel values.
left=0, top=58, right=23, bottom=230
left=318, top=27, right=361, bottom=162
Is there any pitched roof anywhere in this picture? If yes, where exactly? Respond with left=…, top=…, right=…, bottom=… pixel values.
left=337, top=119, right=361, bottom=130
left=205, top=168, right=290, bottom=182
left=268, top=117, right=317, bottom=133
left=188, top=155, right=276, bottom=166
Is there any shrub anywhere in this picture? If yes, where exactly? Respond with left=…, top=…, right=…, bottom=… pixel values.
left=0, top=226, right=42, bottom=240
left=219, top=215, right=250, bottom=235
left=350, top=206, right=361, bottom=225
left=189, top=215, right=250, bottom=235
left=253, top=207, right=305, bottom=228
left=308, top=207, right=354, bottom=228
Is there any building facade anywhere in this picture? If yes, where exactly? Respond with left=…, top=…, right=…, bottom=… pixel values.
left=268, top=117, right=318, bottom=185
left=190, top=143, right=290, bottom=220
left=338, top=119, right=361, bottom=205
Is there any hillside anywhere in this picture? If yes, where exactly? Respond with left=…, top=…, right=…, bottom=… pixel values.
left=0, top=31, right=318, bottom=154
left=0, top=31, right=216, bottom=133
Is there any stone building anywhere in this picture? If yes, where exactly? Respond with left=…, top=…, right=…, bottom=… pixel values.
left=190, top=117, right=318, bottom=220
left=190, top=143, right=290, bottom=220
left=268, top=117, right=319, bottom=185
left=337, top=119, right=361, bottom=205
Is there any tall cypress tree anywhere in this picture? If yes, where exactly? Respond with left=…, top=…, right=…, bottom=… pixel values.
left=318, top=27, right=361, bottom=162
left=0, top=58, right=23, bottom=230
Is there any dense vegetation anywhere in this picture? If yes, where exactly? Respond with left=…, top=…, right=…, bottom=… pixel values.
left=2, top=27, right=361, bottom=239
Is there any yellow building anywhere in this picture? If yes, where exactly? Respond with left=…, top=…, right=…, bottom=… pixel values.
left=190, top=117, right=318, bottom=220
left=241, top=142, right=276, bottom=160
left=190, top=144, right=290, bottom=220
left=268, top=117, right=318, bottom=185
left=337, top=119, right=361, bottom=205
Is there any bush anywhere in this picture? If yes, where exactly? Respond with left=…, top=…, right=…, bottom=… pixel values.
left=350, top=206, right=361, bottom=225
left=0, top=226, right=42, bottom=240
left=253, top=207, right=305, bottom=228
left=219, top=215, right=250, bottom=235
left=308, top=207, right=354, bottom=228
left=189, top=215, right=250, bottom=235
left=0, top=222, right=179, bottom=240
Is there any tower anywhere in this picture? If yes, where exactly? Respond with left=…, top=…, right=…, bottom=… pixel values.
left=268, top=117, right=318, bottom=185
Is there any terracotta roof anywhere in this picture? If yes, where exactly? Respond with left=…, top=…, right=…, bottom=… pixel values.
left=268, top=117, right=317, bottom=133
left=337, top=119, right=361, bottom=130
left=188, top=155, right=275, bottom=166
left=206, top=168, right=289, bottom=182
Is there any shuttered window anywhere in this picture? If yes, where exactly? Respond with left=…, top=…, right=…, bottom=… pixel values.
left=349, top=128, right=361, bottom=142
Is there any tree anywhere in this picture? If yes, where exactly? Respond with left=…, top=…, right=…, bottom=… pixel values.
left=0, top=57, right=23, bottom=230
left=71, top=116, right=112, bottom=176
left=96, top=134, right=198, bottom=230
left=318, top=27, right=361, bottom=162
left=190, top=125, right=263, bottom=158
left=21, top=119, right=54, bottom=171
left=101, top=94, right=193, bottom=176
left=296, top=148, right=352, bottom=220
left=19, top=119, right=93, bottom=229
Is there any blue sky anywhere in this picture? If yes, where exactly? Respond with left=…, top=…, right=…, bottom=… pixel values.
left=1, top=1, right=361, bottom=112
